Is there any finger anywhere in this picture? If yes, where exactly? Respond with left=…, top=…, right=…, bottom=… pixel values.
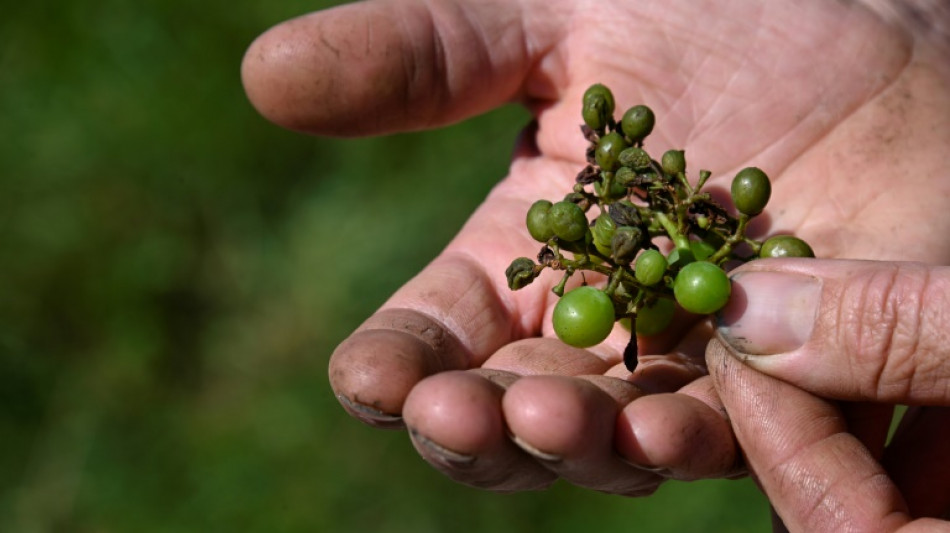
left=502, top=375, right=664, bottom=496
left=706, top=338, right=916, bottom=532
left=328, top=255, right=521, bottom=428
left=241, top=0, right=559, bottom=136
left=482, top=336, right=671, bottom=495
left=479, top=337, right=613, bottom=375
left=603, top=318, right=712, bottom=395
left=632, top=319, right=712, bottom=392
left=883, top=406, right=950, bottom=518
left=402, top=370, right=556, bottom=492
left=328, top=308, right=467, bottom=429
left=614, top=376, right=742, bottom=481
left=715, top=259, right=950, bottom=404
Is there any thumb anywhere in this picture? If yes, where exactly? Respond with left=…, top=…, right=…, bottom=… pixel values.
left=715, top=258, right=950, bottom=405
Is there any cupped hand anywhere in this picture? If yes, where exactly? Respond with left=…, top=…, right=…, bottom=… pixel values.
left=241, top=0, right=950, bottom=496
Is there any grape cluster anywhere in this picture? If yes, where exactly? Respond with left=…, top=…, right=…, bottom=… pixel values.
left=505, top=83, right=814, bottom=371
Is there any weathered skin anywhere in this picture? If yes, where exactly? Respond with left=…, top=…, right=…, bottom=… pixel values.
left=242, top=0, right=950, bottom=529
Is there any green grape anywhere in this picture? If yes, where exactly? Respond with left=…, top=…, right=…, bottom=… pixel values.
left=595, top=132, right=628, bottom=172
left=673, top=261, right=731, bottom=314
left=618, top=147, right=652, bottom=170
left=548, top=201, right=588, bottom=242
left=635, top=297, right=676, bottom=336
left=592, top=212, right=617, bottom=256
left=731, top=167, right=771, bottom=216
left=610, top=226, right=643, bottom=263
left=634, top=249, right=667, bottom=286
left=620, top=105, right=655, bottom=143
left=582, top=84, right=615, bottom=132
left=526, top=200, right=555, bottom=242
left=553, top=286, right=616, bottom=348
left=615, top=166, right=638, bottom=186
left=593, top=173, right=628, bottom=200
left=661, top=149, right=686, bottom=175
left=759, top=235, right=815, bottom=258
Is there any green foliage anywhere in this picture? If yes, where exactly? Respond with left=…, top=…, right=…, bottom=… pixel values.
left=0, top=2, right=768, bottom=531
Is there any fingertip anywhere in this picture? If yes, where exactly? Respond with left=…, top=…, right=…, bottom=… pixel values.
left=501, top=375, right=665, bottom=495
left=336, top=393, right=405, bottom=430
left=502, top=376, right=615, bottom=457
left=328, top=328, right=444, bottom=427
left=240, top=6, right=411, bottom=136
left=403, top=371, right=559, bottom=492
left=403, top=371, right=506, bottom=454
left=616, top=393, right=738, bottom=480
left=240, top=14, right=324, bottom=133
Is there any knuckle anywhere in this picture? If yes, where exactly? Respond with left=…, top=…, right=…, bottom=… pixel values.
left=836, top=263, right=949, bottom=402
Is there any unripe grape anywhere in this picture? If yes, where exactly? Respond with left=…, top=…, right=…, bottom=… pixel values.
left=661, top=149, right=686, bottom=175
left=526, top=200, right=555, bottom=242
left=731, top=167, right=771, bottom=216
left=610, top=226, right=644, bottom=263
left=673, top=261, right=731, bottom=315
left=621, top=105, right=655, bottom=143
left=634, top=249, right=667, bottom=286
left=595, top=132, right=628, bottom=172
left=548, top=201, right=589, bottom=242
left=618, top=147, right=652, bottom=170
left=592, top=212, right=617, bottom=256
left=759, top=235, right=814, bottom=258
left=553, top=286, right=616, bottom=347
left=582, top=84, right=615, bottom=132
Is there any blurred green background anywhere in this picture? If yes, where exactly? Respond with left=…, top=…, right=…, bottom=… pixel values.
left=0, top=1, right=769, bottom=531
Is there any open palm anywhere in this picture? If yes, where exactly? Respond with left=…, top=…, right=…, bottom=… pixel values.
left=243, top=0, right=950, bottom=497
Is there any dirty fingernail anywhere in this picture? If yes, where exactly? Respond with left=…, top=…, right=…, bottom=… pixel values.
left=717, top=271, right=822, bottom=356
left=509, top=433, right=563, bottom=464
left=337, top=394, right=404, bottom=428
left=409, top=428, right=476, bottom=468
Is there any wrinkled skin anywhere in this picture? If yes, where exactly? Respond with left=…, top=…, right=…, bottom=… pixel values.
left=242, top=0, right=950, bottom=529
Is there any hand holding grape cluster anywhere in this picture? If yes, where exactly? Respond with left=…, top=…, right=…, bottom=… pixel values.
left=505, top=83, right=814, bottom=371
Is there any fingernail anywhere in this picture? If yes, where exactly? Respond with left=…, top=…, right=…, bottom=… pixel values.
left=716, top=271, right=822, bottom=356
left=337, top=394, right=404, bottom=428
left=616, top=456, right=671, bottom=476
left=509, top=433, right=562, bottom=463
left=408, top=428, right=476, bottom=468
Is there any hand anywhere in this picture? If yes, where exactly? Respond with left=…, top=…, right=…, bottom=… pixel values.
left=709, top=258, right=950, bottom=531
left=241, top=0, right=950, bottom=495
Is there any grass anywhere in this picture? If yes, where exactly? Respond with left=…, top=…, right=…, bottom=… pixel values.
left=0, top=1, right=769, bottom=531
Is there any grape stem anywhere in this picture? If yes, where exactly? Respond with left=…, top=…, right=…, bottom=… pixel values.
left=695, top=170, right=711, bottom=191
left=552, top=270, right=572, bottom=296
left=707, top=213, right=750, bottom=264
left=655, top=212, right=691, bottom=253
